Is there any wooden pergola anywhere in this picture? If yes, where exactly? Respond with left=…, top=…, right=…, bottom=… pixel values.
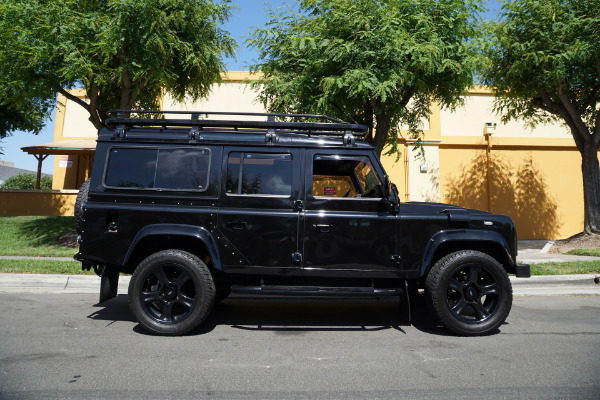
left=21, top=139, right=97, bottom=189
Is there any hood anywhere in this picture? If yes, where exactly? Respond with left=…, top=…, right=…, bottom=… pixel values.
left=401, top=201, right=491, bottom=216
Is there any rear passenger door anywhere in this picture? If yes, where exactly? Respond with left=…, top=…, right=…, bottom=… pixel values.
left=218, top=147, right=302, bottom=270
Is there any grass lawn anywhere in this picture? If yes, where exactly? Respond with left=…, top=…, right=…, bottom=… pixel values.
left=0, top=216, right=76, bottom=257
left=565, top=248, right=600, bottom=257
left=0, top=259, right=94, bottom=274
left=530, top=261, right=600, bottom=275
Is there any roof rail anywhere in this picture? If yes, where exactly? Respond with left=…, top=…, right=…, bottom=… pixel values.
left=105, top=110, right=368, bottom=141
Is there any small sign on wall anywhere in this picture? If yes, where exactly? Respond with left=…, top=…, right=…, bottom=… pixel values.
left=323, top=186, right=336, bottom=196
left=59, top=156, right=74, bottom=168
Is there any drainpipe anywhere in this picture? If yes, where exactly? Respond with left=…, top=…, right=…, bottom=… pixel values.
left=483, top=123, right=496, bottom=212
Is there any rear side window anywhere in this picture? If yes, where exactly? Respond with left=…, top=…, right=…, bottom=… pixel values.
left=226, top=152, right=292, bottom=196
left=105, top=147, right=210, bottom=190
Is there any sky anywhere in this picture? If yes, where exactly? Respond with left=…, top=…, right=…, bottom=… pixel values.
left=0, top=0, right=501, bottom=175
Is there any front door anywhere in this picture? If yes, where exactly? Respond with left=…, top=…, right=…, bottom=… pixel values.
left=218, top=147, right=302, bottom=270
left=302, top=150, right=398, bottom=271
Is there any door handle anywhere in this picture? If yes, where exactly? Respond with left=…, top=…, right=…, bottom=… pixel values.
left=227, top=221, right=247, bottom=230
left=312, top=224, right=333, bottom=233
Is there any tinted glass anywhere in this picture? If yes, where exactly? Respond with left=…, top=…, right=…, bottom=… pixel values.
left=313, top=155, right=381, bottom=198
left=105, top=148, right=210, bottom=190
left=226, top=152, right=292, bottom=195
left=155, top=149, right=210, bottom=190
left=105, top=148, right=157, bottom=188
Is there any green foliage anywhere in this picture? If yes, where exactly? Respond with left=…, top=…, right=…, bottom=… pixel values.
left=0, top=216, right=76, bottom=257
left=248, top=0, right=484, bottom=157
left=0, top=0, right=237, bottom=133
left=482, top=0, right=600, bottom=132
left=0, top=173, right=52, bottom=190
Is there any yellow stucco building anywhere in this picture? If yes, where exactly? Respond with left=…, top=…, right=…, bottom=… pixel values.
left=13, top=72, right=596, bottom=240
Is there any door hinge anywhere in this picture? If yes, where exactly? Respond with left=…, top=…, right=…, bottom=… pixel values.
left=293, top=199, right=304, bottom=211
left=291, top=252, right=303, bottom=266
left=390, top=255, right=402, bottom=268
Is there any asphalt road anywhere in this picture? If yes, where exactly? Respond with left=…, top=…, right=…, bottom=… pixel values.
left=0, top=294, right=599, bottom=400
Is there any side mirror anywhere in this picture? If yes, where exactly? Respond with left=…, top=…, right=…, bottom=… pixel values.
left=383, top=175, right=392, bottom=198
left=382, top=175, right=399, bottom=214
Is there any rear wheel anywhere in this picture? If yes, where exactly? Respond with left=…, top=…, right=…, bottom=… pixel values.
left=425, top=250, right=512, bottom=336
left=128, top=250, right=215, bottom=336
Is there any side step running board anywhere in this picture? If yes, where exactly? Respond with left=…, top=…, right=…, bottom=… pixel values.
left=231, top=285, right=403, bottom=297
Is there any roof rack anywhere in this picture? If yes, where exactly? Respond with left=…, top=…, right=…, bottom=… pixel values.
left=105, top=110, right=367, bottom=145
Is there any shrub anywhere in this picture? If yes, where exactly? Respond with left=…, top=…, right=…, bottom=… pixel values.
left=0, top=173, right=52, bottom=189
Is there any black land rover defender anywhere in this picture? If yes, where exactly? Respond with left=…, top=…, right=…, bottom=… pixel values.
left=74, top=110, right=530, bottom=336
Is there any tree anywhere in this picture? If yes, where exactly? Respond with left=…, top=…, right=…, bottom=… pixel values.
left=248, top=0, right=483, bottom=157
left=0, top=173, right=52, bottom=190
left=482, top=0, right=600, bottom=235
left=0, top=0, right=236, bottom=133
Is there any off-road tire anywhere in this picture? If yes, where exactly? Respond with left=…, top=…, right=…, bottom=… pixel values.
left=425, top=250, right=512, bottom=336
left=128, top=249, right=215, bottom=336
left=74, top=179, right=90, bottom=234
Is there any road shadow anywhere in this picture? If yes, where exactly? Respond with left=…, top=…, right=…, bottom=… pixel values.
left=86, top=293, right=475, bottom=337
left=88, top=294, right=135, bottom=322
left=88, top=294, right=414, bottom=335
left=199, top=296, right=409, bottom=335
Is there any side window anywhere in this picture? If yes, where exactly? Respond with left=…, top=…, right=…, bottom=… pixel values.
left=226, top=152, right=292, bottom=196
left=312, top=155, right=382, bottom=198
left=105, top=147, right=210, bottom=190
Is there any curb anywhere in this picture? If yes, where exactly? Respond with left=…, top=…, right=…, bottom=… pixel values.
left=0, top=273, right=129, bottom=294
left=510, top=274, right=600, bottom=296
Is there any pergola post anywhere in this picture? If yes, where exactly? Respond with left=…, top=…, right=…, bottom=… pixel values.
left=33, top=154, right=49, bottom=189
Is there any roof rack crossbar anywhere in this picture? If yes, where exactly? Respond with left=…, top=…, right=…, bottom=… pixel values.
left=107, top=109, right=347, bottom=124
left=106, top=117, right=367, bottom=134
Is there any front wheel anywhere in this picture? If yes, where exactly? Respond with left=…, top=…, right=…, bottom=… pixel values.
left=128, top=250, right=215, bottom=336
left=425, top=250, right=512, bottom=336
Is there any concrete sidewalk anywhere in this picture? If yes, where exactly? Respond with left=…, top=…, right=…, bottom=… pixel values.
left=517, top=240, right=600, bottom=264
left=0, top=273, right=598, bottom=296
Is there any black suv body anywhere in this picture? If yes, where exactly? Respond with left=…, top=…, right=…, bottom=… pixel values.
left=75, top=110, right=530, bottom=336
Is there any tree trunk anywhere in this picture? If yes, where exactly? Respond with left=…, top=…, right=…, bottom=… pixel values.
left=581, top=142, right=600, bottom=234
left=372, top=112, right=391, bottom=158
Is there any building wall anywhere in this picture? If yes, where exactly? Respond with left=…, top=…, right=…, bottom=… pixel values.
left=51, top=89, right=95, bottom=190
left=48, top=75, right=595, bottom=239
left=431, top=86, right=589, bottom=239
left=0, top=190, right=78, bottom=216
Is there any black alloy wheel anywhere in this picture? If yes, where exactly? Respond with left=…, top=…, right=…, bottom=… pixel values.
left=425, top=250, right=512, bottom=336
left=128, top=250, right=215, bottom=335
left=444, top=264, right=501, bottom=323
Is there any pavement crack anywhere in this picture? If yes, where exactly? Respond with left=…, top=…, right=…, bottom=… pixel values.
left=63, top=277, right=70, bottom=290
